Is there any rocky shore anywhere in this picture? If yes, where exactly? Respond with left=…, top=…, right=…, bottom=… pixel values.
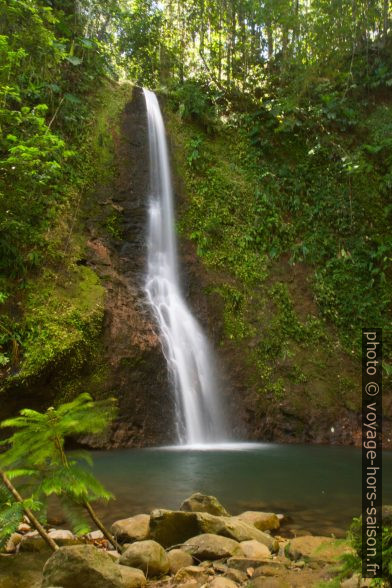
left=0, top=492, right=369, bottom=588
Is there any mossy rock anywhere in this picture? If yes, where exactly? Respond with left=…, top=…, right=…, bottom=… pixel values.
left=180, top=492, right=230, bottom=516
left=42, top=544, right=146, bottom=588
left=149, top=509, right=200, bottom=548
left=119, top=540, right=169, bottom=578
left=180, top=533, right=243, bottom=561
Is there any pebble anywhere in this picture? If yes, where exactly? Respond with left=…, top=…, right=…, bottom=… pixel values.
left=18, top=523, right=31, bottom=533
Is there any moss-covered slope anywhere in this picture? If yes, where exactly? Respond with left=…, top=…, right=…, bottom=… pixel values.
left=166, top=99, right=391, bottom=446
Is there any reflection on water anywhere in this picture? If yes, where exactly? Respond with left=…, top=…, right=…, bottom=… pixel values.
left=87, top=443, right=392, bottom=537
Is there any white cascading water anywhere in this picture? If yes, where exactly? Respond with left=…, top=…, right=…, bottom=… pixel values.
left=143, top=88, right=226, bottom=446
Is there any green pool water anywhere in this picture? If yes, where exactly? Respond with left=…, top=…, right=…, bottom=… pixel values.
left=90, top=443, right=392, bottom=537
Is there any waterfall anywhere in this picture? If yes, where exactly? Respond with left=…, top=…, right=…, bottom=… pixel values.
left=143, top=88, right=227, bottom=446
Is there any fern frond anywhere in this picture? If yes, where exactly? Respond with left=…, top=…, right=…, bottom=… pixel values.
left=0, top=482, right=12, bottom=505
left=0, top=393, right=116, bottom=541
left=5, top=468, right=36, bottom=480
left=67, top=464, right=114, bottom=502
left=61, top=496, right=91, bottom=536
left=0, top=499, right=24, bottom=548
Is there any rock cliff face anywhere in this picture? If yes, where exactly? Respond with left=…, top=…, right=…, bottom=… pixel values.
left=82, top=87, right=177, bottom=447
left=85, top=87, right=250, bottom=447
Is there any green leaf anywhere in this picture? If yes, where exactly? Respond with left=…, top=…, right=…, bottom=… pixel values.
left=48, top=83, right=61, bottom=93
left=64, top=93, right=82, bottom=104
left=65, top=55, right=82, bottom=66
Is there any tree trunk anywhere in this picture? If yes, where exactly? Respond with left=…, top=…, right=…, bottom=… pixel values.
left=266, top=20, right=274, bottom=60
left=84, top=501, right=123, bottom=553
left=0, top=471, right=59, bottom=552
left=292, top=0, right=300, bottom=55
left=383, top=0, right=389, bottom=44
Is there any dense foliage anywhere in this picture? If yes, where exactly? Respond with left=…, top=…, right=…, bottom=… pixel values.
left=122, top=0, right=391, bottom=94
left=0, top=0, right=116, bottom=276
left=0, top=0, right=125, bottom=372
left=154, top=0, right=392, bottom=361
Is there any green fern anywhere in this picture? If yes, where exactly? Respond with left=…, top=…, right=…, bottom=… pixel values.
left=0, top=394, right=116, bottom=472
left=61, top=496, right=91, bottom=536
left=0, top=483, right=21, bottom=548
left=0, top=394, right=117, bottom=544
left=0, top=482, right=43, bottom=548
left=332, top=516, right=392, bottom=586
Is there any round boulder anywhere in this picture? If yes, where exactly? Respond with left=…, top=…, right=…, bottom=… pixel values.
left=41, top=544, right=146, bottom=588
left=174, top=565, right=208, bottom=586
left=287, top=535, right=353, bottom=563
left=168, top=549, right=194, bottom=574
left=118, top=566, right=148, bottom=588
left=119, top=539, right=169, bottom=578
left=111, top=514, right=150, bottom=544
left=181, top=534, right=243, bottom=561
left=239, top=540, right=271, bottom=559
left=235, top=511, right=280, bottom=532
left=180, top=493, right=229, bottom=517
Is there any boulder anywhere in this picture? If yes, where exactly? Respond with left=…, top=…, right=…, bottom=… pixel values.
left=111, top=515, right=150, bottom=544
left=4, top=532, right=22, bottom=553
left=174, top=565, right=208, bottom=586
left=286, top=536, right=353, bottom=563
left=119, top=539, right=169, bottom=577
left=168, top=548, right=194, bottom=574
left=234, top=512, right=280, bottom=532
left=224, top=567, right=248, bottom=583
left=212, top=561, right=228, bottom=573
left=239, top=540, right=271, bottom=559
left=181, top=534, right=243, bottom=561
left=1, top=551, right=48, bottom=587
left=209, top=578, right=238, bottom=588
left=41, top=544, right=145, bottom=588
left=149, top=510, right=200, bottom=548
left=149, top=509, right=278, bottom=552
left=118, top=566, right=148, bottom=588
left=21, top=529, right=81, bottom=552
left=180, top=493, right=229, bottom=517
left=108, top=550, right=122, bottom=561
left=197, top=513, right=278, bottom=552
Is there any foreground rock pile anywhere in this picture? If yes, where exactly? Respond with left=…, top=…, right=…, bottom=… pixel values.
left=1, top=493, right=359, bottom=588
